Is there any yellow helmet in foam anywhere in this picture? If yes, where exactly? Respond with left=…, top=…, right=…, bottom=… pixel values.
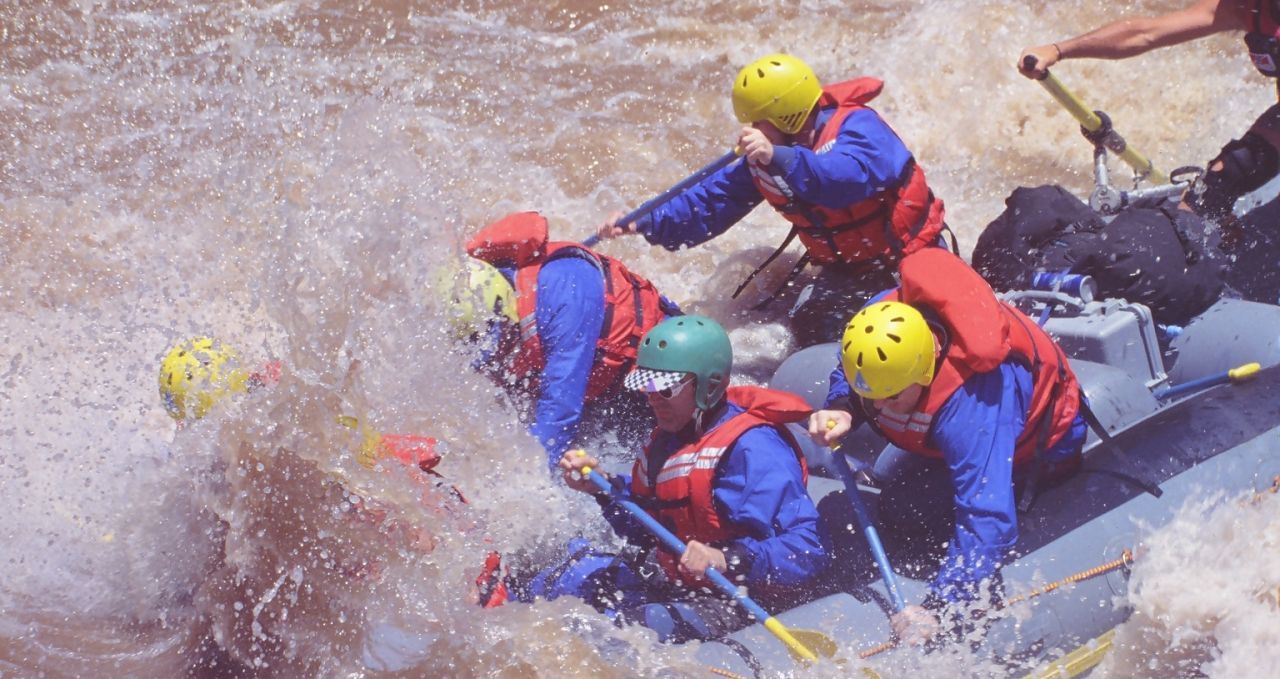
left=158, top=337, right=250, bottom=421
left=437, top=259, right=518, bottom=338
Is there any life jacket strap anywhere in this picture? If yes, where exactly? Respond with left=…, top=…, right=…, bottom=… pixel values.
left=1077, top=399, right=1164, bottom=498
left=732, top=226, right=802, bottom=300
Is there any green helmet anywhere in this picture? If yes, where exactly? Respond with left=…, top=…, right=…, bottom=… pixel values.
left=635, top=315, right=732, bottom=410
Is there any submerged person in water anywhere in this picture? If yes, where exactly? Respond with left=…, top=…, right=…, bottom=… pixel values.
left=554, top=315, right=829, bottom=643
left=159, top=336, right=465, bottom=576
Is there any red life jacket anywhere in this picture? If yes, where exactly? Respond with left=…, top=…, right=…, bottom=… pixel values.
left=629, top=386, right=811, bottom=587
left=865, top=249, right=1081, bottom=465
left=465, top=212, right=668, bottom=400
left=747, top=77, right=946, bottom=266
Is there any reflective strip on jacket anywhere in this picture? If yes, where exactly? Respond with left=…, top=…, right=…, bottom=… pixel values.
left=629, top=385, right=814, bottom=589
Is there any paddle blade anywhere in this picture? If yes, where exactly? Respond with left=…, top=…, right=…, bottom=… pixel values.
left=787, top=627, right=840, bottom=661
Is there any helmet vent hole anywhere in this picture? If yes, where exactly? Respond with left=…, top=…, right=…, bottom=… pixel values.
left=855, top=352, right=863, bottom=368
left=886, top=333, right=901, bottom=344
left=876, top=348, right=887, bottom=362
left=756, top=68, right=765, bottom=78
left=658, top=340, right=668, bottom=349
left=863, top=325, right=874, bottom=334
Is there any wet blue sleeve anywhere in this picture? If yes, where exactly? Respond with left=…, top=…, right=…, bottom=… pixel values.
left=530, top=257, right=605, bottom=471
left=927, top=361, right=1033, bottom=602
left=770, top=108, right=912, bottom=208
left=712, top=426, right=828, bottom=587
left=636, top=158, right=764, bottom=250
left=823, top=345, right=852, bottom=409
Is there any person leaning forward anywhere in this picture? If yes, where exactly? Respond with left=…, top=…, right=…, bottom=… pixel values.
left=596, top=53, right=949, bottom=348
left=452, top=211, right=682, bottom=472
left=1018, top=0, right=1280, bottom=230
left=559, top=315, right=829, bottom=643
left=808, top=248, right=1088, bottom=646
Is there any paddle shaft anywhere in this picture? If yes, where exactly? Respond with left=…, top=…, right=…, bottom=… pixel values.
left=582, top=149, right=739, bottom=247
left=1154, top=362, right=1261, bottom=401
left=582, top=466, right=820, bottom=662
left=1026, top=59, right=1168, bottom=185
left=828, top=446, right=907, bottom=613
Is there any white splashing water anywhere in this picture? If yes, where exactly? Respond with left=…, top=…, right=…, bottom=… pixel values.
left=1, top=0, right=1275, bottom=675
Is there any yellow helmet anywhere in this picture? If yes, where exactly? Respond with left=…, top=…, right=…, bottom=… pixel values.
left=840, top=302, right=937, bottom=400
left=437, top=259, right=518, bottom=338
left=732, top=53, right=823, bottom=135
left=158, top=337, right=250, bottom=421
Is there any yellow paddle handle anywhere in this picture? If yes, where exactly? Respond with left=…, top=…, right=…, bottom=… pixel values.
left=1230, top=362, right=1262, bottom=381
left=1038, top=73, right=1169, bottom=185
left=764, top=617, right=819, bottom=663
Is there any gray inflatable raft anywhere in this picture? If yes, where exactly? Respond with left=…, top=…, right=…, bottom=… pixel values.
left=696, top=293, right=1280, bottom=677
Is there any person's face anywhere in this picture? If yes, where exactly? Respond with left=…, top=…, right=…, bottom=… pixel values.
left=753, top=111, right=817, bottom=146
left=646, top=374, right=699, bottom=432
left=869, top=382, right=925, bottom=417
left=752, top=119, right=788, bottom=144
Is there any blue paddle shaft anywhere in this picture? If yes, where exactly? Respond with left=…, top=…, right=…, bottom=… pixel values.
left=584, top=468, right=773, bottom=622
left=1154, top=370, right=1233, bottom=401
left=829, top=451, right=907, bottom=612
left=581, top=149, right=738, bottom=248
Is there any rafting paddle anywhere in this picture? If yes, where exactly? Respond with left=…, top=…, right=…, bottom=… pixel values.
left=583, top=149, right=740, bottom=247
left=1153, top=362, right=1261, bottom=402
left=580, top=464, right=837, bottom=664
left=826, top=420, right=906, bottom=613
left=1021, top=56, right=1168, bottom=185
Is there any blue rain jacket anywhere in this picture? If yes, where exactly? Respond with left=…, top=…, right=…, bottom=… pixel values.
left=825, top=355, right=1086, bottom=603
left=485, top=254, right=673, bottom=472
left=519, top=255, right=608, bottom=471
left=634, top=107, right=914, bottom=250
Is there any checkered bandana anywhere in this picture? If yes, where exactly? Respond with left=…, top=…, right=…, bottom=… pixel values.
left=623, top=367, right=690, bottom=393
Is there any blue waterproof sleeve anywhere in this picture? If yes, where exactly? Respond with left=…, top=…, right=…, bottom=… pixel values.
left=636, top=158, right=762, bottom=250
left=638, top=107, right=915, bottom=252
left=768, top=108, right=913, bottom=208
left=824, top=344, right=853, bottom=409
left=927, top=361, right=1033, bottom=602
left=529, top=256, right=606, bottom=471
left=712, top=425, right=829, bottom=587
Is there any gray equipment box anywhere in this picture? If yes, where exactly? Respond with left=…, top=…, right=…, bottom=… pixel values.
left=1000, top=291, right=1168, bottom=390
